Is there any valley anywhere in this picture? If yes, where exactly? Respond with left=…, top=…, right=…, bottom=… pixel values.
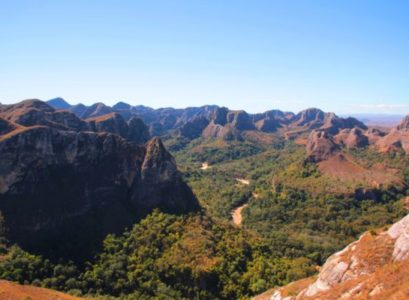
left=0, top=98, right=408, bottom=299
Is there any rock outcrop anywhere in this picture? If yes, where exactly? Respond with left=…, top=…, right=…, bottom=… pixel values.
left=86, top=113, right=150, bottom=144
left=202, top=108, right=256, bottom=140
left=306, top=130, right=339, bottom=162
left=334, top=128, right=369, bottom=148
left=252, top=110, right=292, bottom=133
left=179, top=116, right=210, bottom=139
left=396, top=115, right=409, bottom=131
left=254, top=214, right=409, bottom=300
left=376, top=114, right=409, bottom=155
left=0, top=100, right=198, bottom=259
left=291, top=108, right=326, bottom=129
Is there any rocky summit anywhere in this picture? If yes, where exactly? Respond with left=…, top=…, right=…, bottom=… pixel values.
left=0, top=100, right=198, bottom=259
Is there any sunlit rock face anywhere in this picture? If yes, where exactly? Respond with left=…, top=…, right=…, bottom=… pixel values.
left=254, top=214, right=409, bottom=300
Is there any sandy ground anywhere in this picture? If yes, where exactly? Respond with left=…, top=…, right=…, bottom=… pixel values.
left=231, top=203, right=249, bottom=226
left=231, top=178, right=252, bottom=226
left=235, top=178, right=250, bottom=185
left=200, top=162, right=209, bottom=170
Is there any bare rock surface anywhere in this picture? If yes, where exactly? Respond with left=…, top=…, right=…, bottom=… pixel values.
left=254, top=214, right=409, bottom=300
left=306, top=130, right=339, bottom=162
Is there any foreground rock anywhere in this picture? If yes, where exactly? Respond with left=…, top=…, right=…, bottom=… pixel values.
left=254, top=213, right=409, bottom=300
left=0, top=100, right=198, bottom=259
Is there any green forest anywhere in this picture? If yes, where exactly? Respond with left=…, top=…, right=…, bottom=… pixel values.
left=0, top=137, right=408, bottom=299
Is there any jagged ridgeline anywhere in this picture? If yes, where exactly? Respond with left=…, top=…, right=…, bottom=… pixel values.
left=46, top=98, right=409, bottom=156
left=0, top=98, right=408, bottom=299
left=0, top=99, right=199, bottom=259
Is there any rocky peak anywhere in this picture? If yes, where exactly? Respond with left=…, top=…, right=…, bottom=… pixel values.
left=0, top=100, right=197, bottom=259
left=112, top=101, right=131, bottom=110
left=142, top=137, right=175, bottom=176
left=322, top=114, right=367, bottom=134
left=306, top=130, right=339, bottom=162
left=0, top=100, right=87, bottom=131
left=87, top=112, right=128, bottom=136
left=86, top=113, right=150, bottom=144
left=131, top=136, right=198, bottom=213
left=179, top=116, right=210, bottom=139
left=226, top=110, right=255, bottom=131
left=211, top=107, right=229, bottom=125
left=81, top=102, right=113, bottom=119
left=69, top=104, right=87, bottom=118
left=397, top=115, right=409, bottom=131
left=47, top=97, right=71, bottom=110
left=376, top=116, right=409, bottom=155
left=127, top=117, right=151, bottom=144
left=334, top=127, right=369, bottom=148
left=1, top=99, right=54, bottom=122
left=292, top=108, right=325, bottom=127
left=255, top=118, right=281, bottom=133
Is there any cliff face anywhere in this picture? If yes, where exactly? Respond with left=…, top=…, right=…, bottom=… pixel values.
left=0, top=100, right=198, bottom=259
left=376, top=114, right=409, bottom=155
left=86, top=113, right=150, bottom=144
left=255, top=213, right=409, bottom=300
left=291, top=108, right=326, bottom=129
left=179, top=116, right=210, bottom=139
left=306, top=130, right=339, bottom=162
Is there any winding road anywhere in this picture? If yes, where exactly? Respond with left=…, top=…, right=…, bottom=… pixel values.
left=231, top=203, right=248, bottom=226
left=231, top=178, right=251, bottom=226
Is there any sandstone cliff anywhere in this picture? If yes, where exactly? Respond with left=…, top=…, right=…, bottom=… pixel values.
left=0, top=100, right=198, bottom=259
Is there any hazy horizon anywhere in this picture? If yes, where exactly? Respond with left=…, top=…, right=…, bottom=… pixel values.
left=1, top=1, right=409, bottom=114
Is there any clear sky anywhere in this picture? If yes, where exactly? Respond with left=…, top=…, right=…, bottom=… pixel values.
left=1, top=0, right=408, bottom=114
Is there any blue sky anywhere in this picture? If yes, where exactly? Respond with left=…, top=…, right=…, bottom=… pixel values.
left=1, top=0, right=408, bottom=114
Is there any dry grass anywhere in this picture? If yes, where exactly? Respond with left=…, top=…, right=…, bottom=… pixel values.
left=0, top=280, right=85, bottom=300
left=85, top=112, right=117, bottom=122
left=241, top=130, right=276, bottom=144
left=260, top=226, right=409, bottom=300
left=0, top=125, right=45, bottom=142
left=318, top=153, right=401, bottom=189
left=252, top=277, right=316, bottom=300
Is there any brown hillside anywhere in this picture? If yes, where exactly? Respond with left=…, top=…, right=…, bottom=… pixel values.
left=318, top=153, right=401, bottom=188
left=0, top=280, right=85, bottom=300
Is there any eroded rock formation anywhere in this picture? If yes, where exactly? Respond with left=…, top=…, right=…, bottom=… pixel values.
left=0, top=100, right=198, bottom=259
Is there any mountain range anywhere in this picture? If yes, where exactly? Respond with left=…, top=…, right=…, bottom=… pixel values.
left=46, top=97, right=409, bottom=161
left=0, top=97, right=408, bottom=299
left=0, top=99, right=198, bottom=259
